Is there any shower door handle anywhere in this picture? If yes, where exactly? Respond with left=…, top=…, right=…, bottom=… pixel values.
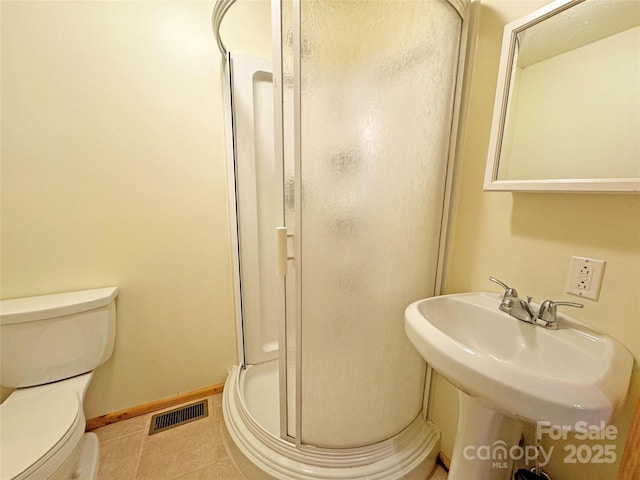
left=276, top=227, right=288, bottom=276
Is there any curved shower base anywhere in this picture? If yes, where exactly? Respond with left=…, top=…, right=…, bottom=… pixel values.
left=222, top=364, right=440, bottom=480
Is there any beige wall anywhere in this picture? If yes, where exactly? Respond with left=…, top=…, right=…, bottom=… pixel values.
left=502, top=26, right=640, bottom=180
left=0, top=0, right=271, bottom=418
left=435, top=1, right=640, bottom=478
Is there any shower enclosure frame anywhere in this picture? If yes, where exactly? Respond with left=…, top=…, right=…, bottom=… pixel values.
left=220, top=0, right=476, bottom=477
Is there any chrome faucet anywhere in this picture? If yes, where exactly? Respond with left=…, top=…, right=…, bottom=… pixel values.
left=489, top=277, right=535, bottom=322
left=489, top=277, right=583, bottom=329
left=536, top=299, right=584, bottom=329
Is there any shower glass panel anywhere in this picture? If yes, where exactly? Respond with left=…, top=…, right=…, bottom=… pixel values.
left=221, top=0, right=468, bottom=475
left=295, top=0, right=462, bottom=448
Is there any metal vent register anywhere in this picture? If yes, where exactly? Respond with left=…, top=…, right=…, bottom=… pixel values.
left=148, top=400, right=208, bottom=435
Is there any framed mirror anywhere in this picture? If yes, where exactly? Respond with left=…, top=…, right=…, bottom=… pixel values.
left=484, top=0, right=640, bottom=193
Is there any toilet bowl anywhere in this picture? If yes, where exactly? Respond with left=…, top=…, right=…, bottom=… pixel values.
left=0, top=287, right=118, bottom=480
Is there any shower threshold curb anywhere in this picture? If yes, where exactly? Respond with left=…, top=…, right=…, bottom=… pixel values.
left=222, top=366, right=440, bottom=480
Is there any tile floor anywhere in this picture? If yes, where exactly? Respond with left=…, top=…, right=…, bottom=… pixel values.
left=93, top=393, right=448, bottom=480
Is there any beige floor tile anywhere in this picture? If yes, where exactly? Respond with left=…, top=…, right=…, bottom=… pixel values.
left=97, top=455, right=139, bottom=480
left=135, top=398, right=227, bottom=480
left=171, top=463, right=218, bottom=480
left=97, top=431, right=144, bottom=480
left=171, top=455, right=247, bottom=480
left=94, top=414, right=150, bottom=443
left=97, top=392, right=446, bottom=480
left=429, top=464, right=448, bottom=480
left=212, top=455, right=248, bottom=480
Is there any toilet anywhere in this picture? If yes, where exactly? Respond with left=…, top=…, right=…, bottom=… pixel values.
left=0, top=287, right=118, bottom=480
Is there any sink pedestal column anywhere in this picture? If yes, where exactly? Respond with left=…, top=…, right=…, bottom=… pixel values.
left=448, top=392, right=523, bottom=480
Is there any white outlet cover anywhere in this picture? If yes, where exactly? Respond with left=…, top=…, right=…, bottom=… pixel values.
left=566, top=256, right=606, bottom=300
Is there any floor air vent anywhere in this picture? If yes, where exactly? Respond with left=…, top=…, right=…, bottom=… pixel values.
left=148, top=399, right=208, bottom=435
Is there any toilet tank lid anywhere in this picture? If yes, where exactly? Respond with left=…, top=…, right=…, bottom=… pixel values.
left=0, top=287, right=119, bottom=325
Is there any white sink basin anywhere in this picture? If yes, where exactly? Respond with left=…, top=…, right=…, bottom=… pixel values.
left=405, top=292, right=633, bottom=427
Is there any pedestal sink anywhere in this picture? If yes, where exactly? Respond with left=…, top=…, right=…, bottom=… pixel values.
left=405, top=292, right=633, bottom=480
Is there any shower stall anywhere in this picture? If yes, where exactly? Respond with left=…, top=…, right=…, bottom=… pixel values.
left=217, top=0, right=469, bottom=478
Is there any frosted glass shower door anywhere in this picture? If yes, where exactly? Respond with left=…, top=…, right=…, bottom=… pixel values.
left=230, top=54, right=283, bottom=367
left=295, top=0, right=463, bottom=448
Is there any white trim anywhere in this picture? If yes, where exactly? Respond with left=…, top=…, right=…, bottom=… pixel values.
left=485, top=178, right=640, bottom=194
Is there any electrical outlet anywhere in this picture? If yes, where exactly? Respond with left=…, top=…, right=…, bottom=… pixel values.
left=575, top=263, right=593, bottom=290
left=566, top=256, right=605, bottom=300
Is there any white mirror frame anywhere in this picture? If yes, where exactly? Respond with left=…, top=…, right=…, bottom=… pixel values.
left=483, top=0, right=640, bottom=194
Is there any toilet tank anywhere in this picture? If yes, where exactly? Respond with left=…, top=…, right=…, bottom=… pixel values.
left=0, top=287, right=118, bottom=388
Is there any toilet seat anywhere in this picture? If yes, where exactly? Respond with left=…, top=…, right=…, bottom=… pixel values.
left=0, top=389, right=81, bottom=480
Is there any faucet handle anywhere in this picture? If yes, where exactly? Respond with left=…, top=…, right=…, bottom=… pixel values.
left=538, top=300, right=584, bottom=324
left=489, top=277, right=519, bottom=299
